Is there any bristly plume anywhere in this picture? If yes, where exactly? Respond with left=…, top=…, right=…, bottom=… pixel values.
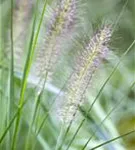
left=34, top=0, right=78, bottom=81
left=58, top=25, right=112, bottom=124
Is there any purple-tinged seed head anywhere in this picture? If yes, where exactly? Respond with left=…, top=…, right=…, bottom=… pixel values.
left=58, top=25, right=112, bottom=124
left=34, top=0, right=78, bottom=81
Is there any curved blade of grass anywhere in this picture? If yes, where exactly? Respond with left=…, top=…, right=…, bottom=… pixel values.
left=6, top=0, right=14, bottom=149
left=81, top=81, right=135, bottom=150
left=11, top=17, right=36, bottom=150
left=65, top=40, right=135, bottom=150
left=11, top=0, right=48, bottom=149
left=112, top=0, right=128, bottom=33
left=0, top=3, right=7, bottom=148
left=0, top=100, right=26, bottom=144
left=89, top=129, right=135, bottom=150
left=58, top=119, right=75, bottom=150
left=0, top=112, right=18, bottom=144
left=36, top=133, right=51, bottom=150
left=55, top=125, right=65, bottom=150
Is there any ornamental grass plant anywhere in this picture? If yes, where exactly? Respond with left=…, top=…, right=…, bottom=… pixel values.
left=0, top=0, right=135, bottom=150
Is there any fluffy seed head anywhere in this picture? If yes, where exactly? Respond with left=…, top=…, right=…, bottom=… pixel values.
left=34, top=0, right=78, bottom=81
left=47, top=0, right=77, bottom=35
left=58, top=25, right=112, bottom=124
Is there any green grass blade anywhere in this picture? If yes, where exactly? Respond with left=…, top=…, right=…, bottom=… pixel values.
left=11, top=19, right=36, bottom=150
left=112, top=0, right=128, bottom=32
left=9, top=0, right=14, bottom=116
left=11, top=0, right=48, bottom=149
left=89, top=130, right=135, bottom=150
left=55, top=125, right=65, bottom=150
left=6, top=0, right=14, bottom=148
left=0, top=101, right=26, bottom=144
left=25, top=72, right=48, bottom=150
left=0, top=111, right=18, bottom=144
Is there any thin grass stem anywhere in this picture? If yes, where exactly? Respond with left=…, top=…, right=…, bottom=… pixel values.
left=11, top=0, right=41, bottom=148
left=55, top=124, right=65, bottom=150
left=7, top=0, right=14, bottom=148
left=25, top=71, right=48, bottom=150
left=89, top=129, right=135, bottom=150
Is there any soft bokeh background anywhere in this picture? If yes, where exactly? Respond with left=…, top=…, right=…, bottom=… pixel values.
left=0, top=0, right=135, bottom=150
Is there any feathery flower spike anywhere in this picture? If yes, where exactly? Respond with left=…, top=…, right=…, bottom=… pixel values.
left=34, top=0, right=78, bottom=81
left=59, top=25, right=112, bottom=123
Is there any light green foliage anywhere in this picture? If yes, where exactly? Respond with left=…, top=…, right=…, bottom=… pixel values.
left=0, top=0, right=135, bottom=150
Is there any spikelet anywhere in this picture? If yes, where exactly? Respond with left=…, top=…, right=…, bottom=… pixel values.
left=59, top=25, right=112, bottom=123
left=34, top=0, right=78, bottom=81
